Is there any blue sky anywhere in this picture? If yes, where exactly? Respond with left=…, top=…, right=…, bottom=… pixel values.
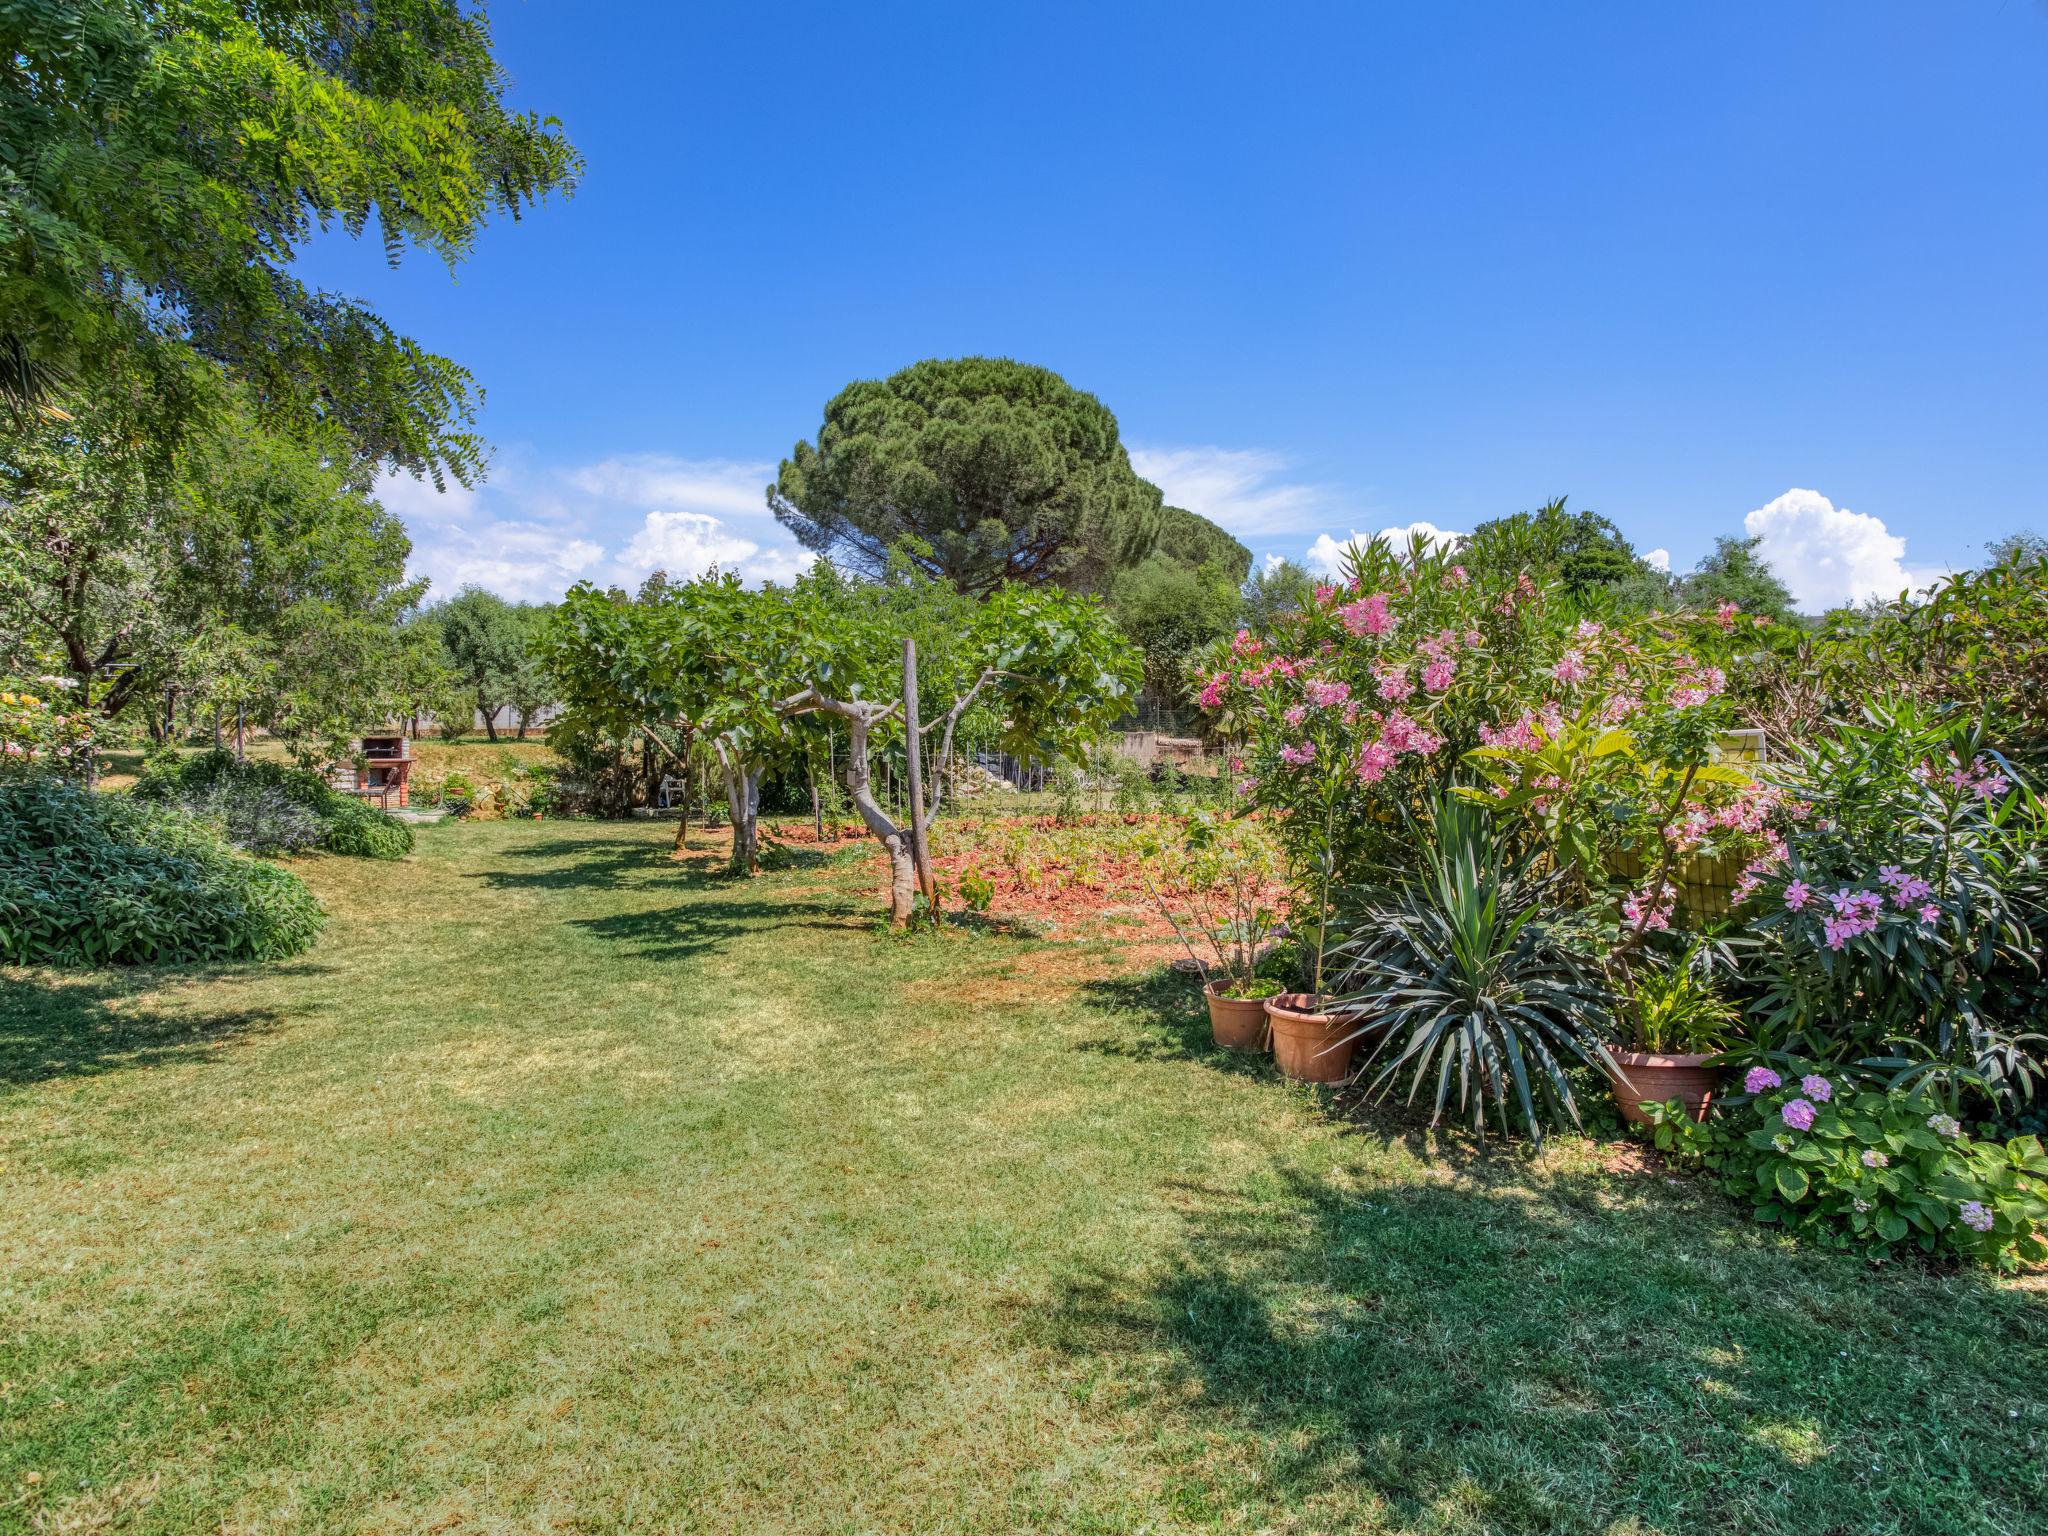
left=304, top=2, right=2048, bottom=609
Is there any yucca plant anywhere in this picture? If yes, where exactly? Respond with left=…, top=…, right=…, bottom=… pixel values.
left=1328, top=795, right=1619, bottom=1142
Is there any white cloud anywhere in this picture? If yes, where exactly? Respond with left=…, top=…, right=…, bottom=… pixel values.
left=1129, top=445, right=1339, bottom=537
left=1644, top=547, right=1671, bottom=572
left=612, top=509, right=814, bottom=588
left=409, top=522, right=607, bottom=603
left=566, top=455, right=770, bottom=519
left=1743, top=488, right=1946, bottom=610
left=383, top=453, right=813, bottom=601
left=1303, top=520, right=1467, bottom=576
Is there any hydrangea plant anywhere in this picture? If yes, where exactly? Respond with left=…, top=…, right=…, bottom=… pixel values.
left=1650, top=1064, right=2048, bottom=1271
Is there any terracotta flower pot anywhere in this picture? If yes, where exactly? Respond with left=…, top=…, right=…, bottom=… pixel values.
left=1265, top=993, right=1357, bottom=1084
left=1607, top=1050, right=1721, bottom=1126
left=1204, top=982, right=1271, bottom=1052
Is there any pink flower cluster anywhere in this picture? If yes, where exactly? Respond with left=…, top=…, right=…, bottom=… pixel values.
left=1676, top=783, right=1784, bottom=854
left=1302, top=678, right=1351, bottom=710
left=1744, top=1066, right=1782, bottom=1093
left=1667, top=660, right=1727, bottom=710
left=1552, top=651, right=1589, bottom=686
left=1477, top=712, right=1546, bottom=751
left=1374, top=662, right=1413, bottom=702
left=1279, top=741, right=1317, bottom=767
left=1876, top=865, right=1933, bottom=911
left=1353, top=711, right=1443, bottom=782
left=1780, top=1098, right=1817, bottom=1131
left=1198, top=672, right=1229, bottom=708
left=1714, top=600, right=1740, bottom=631
left=1822, top=887, right=1885, bottom=949
left=1921, top=753, right=2012, bottom=802
left=1622, top=880, right=1677, bottom=932
left=1338, top=592, right=1395, bottom=637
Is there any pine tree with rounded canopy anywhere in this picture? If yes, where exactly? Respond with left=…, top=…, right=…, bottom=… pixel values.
left=770, top=357, right=1167, bottom=596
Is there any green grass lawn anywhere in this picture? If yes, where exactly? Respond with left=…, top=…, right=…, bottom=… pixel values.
left=2, top=820, right=2041, bottom=1534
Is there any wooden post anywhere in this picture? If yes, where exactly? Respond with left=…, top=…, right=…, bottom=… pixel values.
left=901, top=638, right=936, bottom=903
left=810, top=765, right=824, bottom=842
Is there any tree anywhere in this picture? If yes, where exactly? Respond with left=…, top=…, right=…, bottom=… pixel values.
left=1461, top=497, right=1650, bottom=595
left=504, top=604, right=559, bottom=737
left=1239, top=559, right=1316, bottom=637
left=774, top=579, right=1142, bottom=924
left=0, top=381, right=419, bottom=733
left=0, top=0, right=579, bottom=477
left=1678, top=536, right=1798, bottom=621
left=1985, top=531, right=2047, bottom=567
left=1108, top=553, right=1242, bottom=706
left=435, top=588, right=528, bottom=741
left=1154, top=505, right=1252, bottom=584
left=770, top=357, right=1164, bottom=595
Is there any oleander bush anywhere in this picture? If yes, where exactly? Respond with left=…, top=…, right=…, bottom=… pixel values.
left=0, top=776, right=324, bottom=965
left=135, top=750, right=413, bottom=860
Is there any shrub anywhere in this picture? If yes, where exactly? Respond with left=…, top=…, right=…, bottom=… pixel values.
left=1329, top=796, right=1619, bottom=1142
left=1732, top=707, right=2043, bottom=1109
left=1650, top=1064, right=2048, bottom=1271
left=1, top=673, right=97, bottom=776
left=135, top=750, right=413, bottom=860
left=321, top=795, right=415, bottom=859
left=0, top=777, right=324, bottom=965
left=183, top=778, right=326, bottom=855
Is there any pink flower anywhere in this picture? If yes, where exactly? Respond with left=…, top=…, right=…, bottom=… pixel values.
left=1375, top=665, right=1414, bottom=702
left=1338, top=593, right=1394, bottom=637
left=1279, top=741, right=1316, bottom=767
left=1552, top=652, right=1589, bottom=686
left=1715, top=600, right=1740, bottom=631
left=1444, top=564, right=1470, bottom=587
left=1198, top=673, right=1229, bottom=709
left=1800, top=1074, right=1832, bottom=1103
left=1312, top=583, right=1336, bottom=606
left=1302, top=678, right=1351, bottom=709
left=1463, top=628, right=1484, bottom=648
left=1782, top=880, right=1812, bottom=912
left=1959, top=1201, right=1994, bottom=1233
left=1780, top=1098, right=1817, bottom=1131
left=1918, top=903, right=1941, bottom=924
left=1860, top=1149, right=1888, bottom=1168
left=1283, top=705, right=1308, bottom=727
left=1743, top=1067, right=1782, bottom=1094
left=1354, top=740, right=1396, bottom=782
left=1421, top=658, right=1456, bottom=693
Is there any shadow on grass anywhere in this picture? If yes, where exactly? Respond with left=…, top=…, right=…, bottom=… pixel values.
left=568, top=899, right=874, bottom=962
left=0, top=971, right=285, bottom=1088
left=1071, top=967, right=1277, bottom=1081
left=473, top=834, right=704, bottom=892
left=1037, top=1154, right=2045, bottom=1534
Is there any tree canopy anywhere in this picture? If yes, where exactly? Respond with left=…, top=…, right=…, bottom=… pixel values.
left=1460, top=497, right=1651, bottom=595
left=1153, top=504, right=1252, bottom=584
left=1678, top=535, right=1798, bottom=620
left=0, top=0, right=580, bottom=477
left=0, top=383, right=418, bottom=744
left=769, top=357, right=1165, bottom=595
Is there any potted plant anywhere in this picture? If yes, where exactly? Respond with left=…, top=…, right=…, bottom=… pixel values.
left=1147, top=812, right=1281, bottom=1052
left=1607, top=946, right=1738, bottom=1126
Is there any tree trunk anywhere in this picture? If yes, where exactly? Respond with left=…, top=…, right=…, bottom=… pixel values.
left=718, top=747, right=761, bottom=874
left=902, top=639, right=935, bottom=903
left=838, top=710, right=917, bottom=927
left=480, top=700, right=499, bottom=742
left=235, top=705, right=246, bottom=762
